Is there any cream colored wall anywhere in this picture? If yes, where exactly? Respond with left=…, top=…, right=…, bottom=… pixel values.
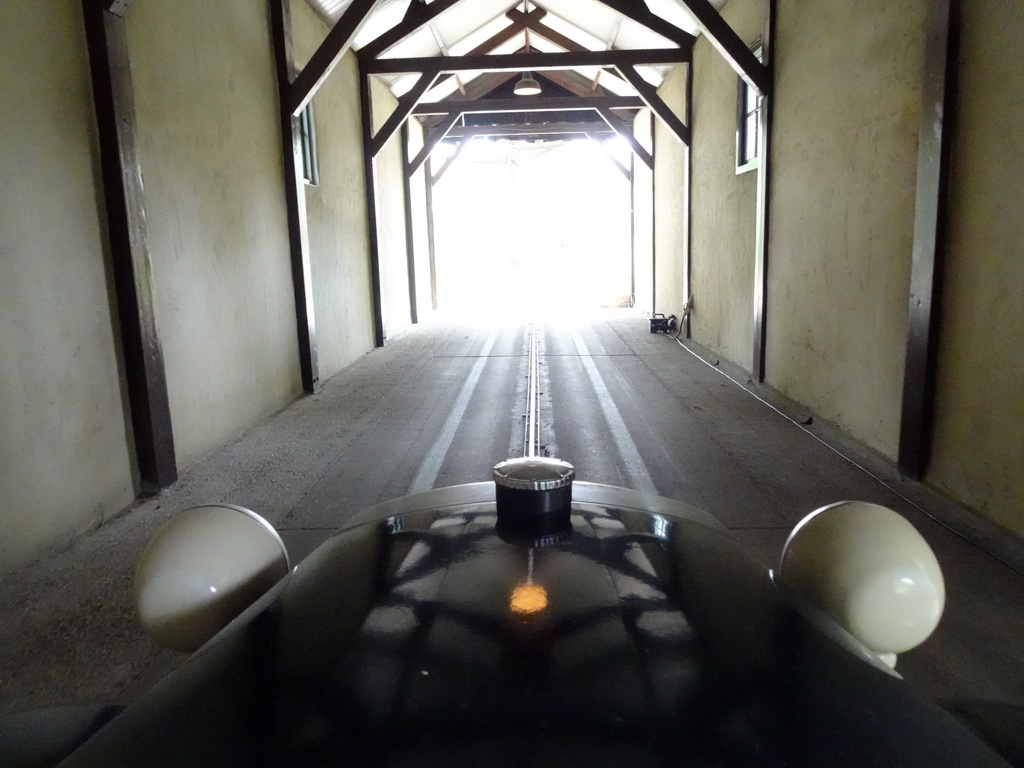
left=765, top=0, right=925, bottom=457
left=0, top=0, right=136, bottom=571
left=632, top=109, right=655, bottom=315
left=370, top=79, right=413, bottom=339
left=653, top=65, right=690, bottom=321
left=926, top=0, right=1024, bottom=534
left=292, top=2, right=375, bottom=379
left=126, top=0, right=301, bottom=465
left=688, top=0, right=762, bottom=370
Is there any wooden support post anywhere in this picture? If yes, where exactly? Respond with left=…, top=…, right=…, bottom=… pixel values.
left=270, top=0, right=320, bottom=391
left=751, top=0, right=774, bottom=381
left=425, top=156, right=439, bottom=311
left=82, top=0, right=178, bottom=491
left=401, top=122, right=419, bottom=325
left=899, top=0, right=958, bottom=477
left=359, top=63, right=386, bottom=346
left=684, top=61, right=694, bottom=339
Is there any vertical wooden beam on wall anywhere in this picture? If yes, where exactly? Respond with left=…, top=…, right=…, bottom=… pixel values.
left=270, top=0, right=320, bottom=391
left=899, top=0, right=958, bottom=478
left=684, top=61, right=694, bottom=339
left=400, top=122, right=419, bottom=325
left=359, top=61, right=387, bottom=346
left=629, top=153, right=636, bottom=307
left=424, top=156, right=439, bottom=311
left=751, top=0, right=775, bottom=382
left=650, top=111, right=657, bottom=313
left=82, top=0, right=178, bottom=492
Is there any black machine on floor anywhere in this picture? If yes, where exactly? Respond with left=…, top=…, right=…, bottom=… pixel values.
left=649, top=313, right=677, bottom=333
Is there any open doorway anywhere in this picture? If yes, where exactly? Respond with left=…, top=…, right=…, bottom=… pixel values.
left=431, top=138, right=633, bottom=318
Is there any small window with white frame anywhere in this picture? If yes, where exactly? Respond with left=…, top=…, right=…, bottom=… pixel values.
left=299, top=101, right=319, bottom=186
left=736, top=42, right=763, bottom=174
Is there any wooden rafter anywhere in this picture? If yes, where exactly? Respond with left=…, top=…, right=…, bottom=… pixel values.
left=596, top=107, right=653, bottom=169
left=616, top=64, right=690, bottom=147
left=537, top=69, right=612, bottom=98
left=596, top=0, right=697, bottom=49
left=410, top=110, right=462, bottom=173
left=505, top=8, right=631, bottom=92
left=364, top=48, right=690, bottom=75
left=427, top=9, right=547, bottom=95
left=412, top=95, right=644, bottom=116
left=371, top=66, right=441, bottom=156
left=668, top=0, right=768, bottom=94
left=360, top=0, right=463, bottom=60
left=419, top=71, right=520, bottom=130
left=444, top=121, right=615, bottom=139
left=290, top=0, right=382, bottom=115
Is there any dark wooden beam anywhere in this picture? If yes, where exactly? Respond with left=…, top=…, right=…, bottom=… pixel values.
left=431, top=138, right=468, bottom=184
left=424, top=155, right=439, bottom=310
left=359, top=0, right=463, bottom=60
left=82, top=0, right=177, bottom=490
left=420, top=71, right=521, bottom=130
left=270, top=0, right=320, bottom=392
left=358, top=61, right=386, bottom=346
left=597, top=107, right=653, bottom=169
left=427, top=9, right=545, bottom=93
left=596, top=0, right=697, bottom=49
left=364, top=48, right=690, bottom=75
left=505, top=8, right=630, bottom=91
left=899, top=0, right=959, bottom=477
left=536, top=69, right=613, bottom=98
left=445, top=121, right=614, bottom=138
left=752, top=0, right=775, bottom=381
left=412, top=95, right=644, bottom=116
left=290, top=0, right=381, bottom=115
left=410, top=110, right=462, bottom=173
left=616, top=64, right=690, bottom=146
left=400, top=123, right=419, bottom=325
left=670, top=0, right=768, bottom=94
left=371, top=66, right=440, bottom=156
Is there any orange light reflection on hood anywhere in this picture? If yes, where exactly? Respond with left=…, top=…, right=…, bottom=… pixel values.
left=510, top=583, right=548, bottom=615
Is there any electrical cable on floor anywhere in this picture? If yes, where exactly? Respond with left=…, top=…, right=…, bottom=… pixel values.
left=658, top=331, right=1023, bottom=574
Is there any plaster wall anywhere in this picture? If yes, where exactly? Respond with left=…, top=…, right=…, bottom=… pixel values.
left=765, top=0, right=925, bottom=457
left=0, top=0, right=135, bottom=570
left=926, top=0, right=1024, bottom=534
left=653, top=65, right=690, bottom=322
left=688, top=0, right=761, bottom=371
left=125, top=0, right=301, bottom=465
left=370, top=80, right=413, bottom=340
left=292, top=2, right=375, bottom=380
left=632, top=109, right=655, bottom=315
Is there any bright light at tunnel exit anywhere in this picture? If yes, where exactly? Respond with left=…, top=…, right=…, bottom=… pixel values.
left=431, top=138, right=634, bottom=323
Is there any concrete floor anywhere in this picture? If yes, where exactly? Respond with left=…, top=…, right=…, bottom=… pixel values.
left=2, top=310, right=1023, bottom=721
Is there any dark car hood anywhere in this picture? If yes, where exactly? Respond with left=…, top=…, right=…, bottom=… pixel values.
left=59, top=482, right=1009, bottom=767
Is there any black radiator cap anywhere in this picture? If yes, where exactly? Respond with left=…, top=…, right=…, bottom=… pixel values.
left=493, top=456, right=575, bottom=545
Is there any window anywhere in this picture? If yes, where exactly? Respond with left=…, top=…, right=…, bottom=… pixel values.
left=736, top=42, right=763, bottom=174
left=299, top=101, right=319, bottom=186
